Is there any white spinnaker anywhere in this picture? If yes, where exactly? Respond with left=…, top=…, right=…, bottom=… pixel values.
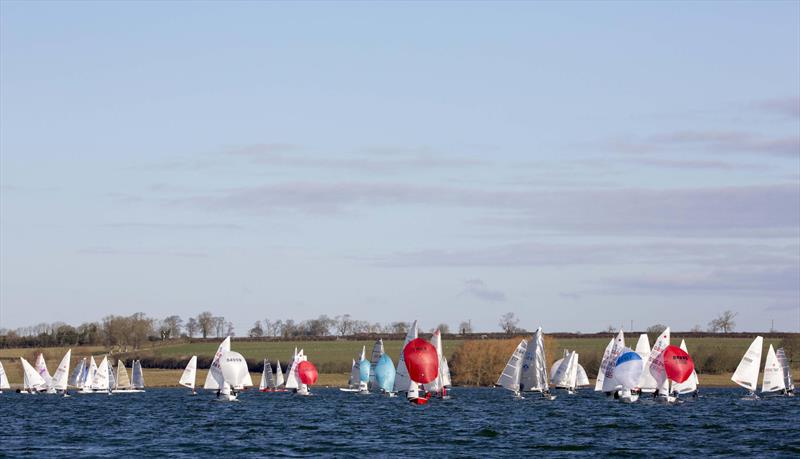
left=496, top=339, right=528, bottom=392
left=21, top=357, right=46, bottom=390
left=761, top=344, right=785, bottom=393
left=179, top=356, right=197, bottom=389
left=646, top=327, right=671, bottom=392
left=601, top=330, right=625, bottom=392
left=51, top=349, right=72, bottom=391
left=594, top=339, right=614, bottom=391
left=776, top=348, right=794, bottom=391
left=520, top=327, right=549, bottom=392
left=92, top=356, right=110, bottom=390
left=34, top=353, right=53, bottom=390
left=275, top=360, right=285, bottom=387
left=731, top=336, right=763, bottom=391
left=635, top=334, right=657, bottom=392
left=203, top=336, right=231, bottom=390
left=393, top=320, right=418, bottom=392
left=0, top=361, right=10, bottom=389
left=672, top=340, right=698, bottom=394
left=220, top=351, right=251, bottom=389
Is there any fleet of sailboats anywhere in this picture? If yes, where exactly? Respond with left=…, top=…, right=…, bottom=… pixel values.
left=1, top=326, right=795, bottom=405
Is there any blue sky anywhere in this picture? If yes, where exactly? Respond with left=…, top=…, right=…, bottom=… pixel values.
left=1, top=1, right=798, bottom=333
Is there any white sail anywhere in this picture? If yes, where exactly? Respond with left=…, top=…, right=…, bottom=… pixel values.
left=672, top=340, right=698, bottom=394
left=220, top=351, right=251, bottom=389
left=34, top=353, right=53, bottom=391
left=285, top=350, right=303, bottom=389
left=496, top=339, right=527, bottom=392
left=576, top=363, right=590, bottom=387
left=601, top=330, right=625, bottom=392
left=369, top=338, right=384, bottom=389
left=21, top=357, right=46, bottom=390
left=424, top=329, right=444, bottom=392
left=594, top=339, right=614, bottom=391
left=69, top=358, right=85, bottom=388
left=731, top=336, right=762, bottom=391
left=259, top=359, right=274, bottom=390
left=83, top=356, right=98, bottom=391
left=441, top=357, right=452, bottom=387
left=179, top=356, right=197, bottom=389
left=551, top=351, right=574, bottom=388
left=635, top=334, right=657, bottom=392
left=646, top=327, right=671, bottom=393
left=0, top=361, right=10, bottom=389
left=275, top=360, right=285, bottom=387
left=520, top=327, right=549, bottom=392
left=393, top=320, right=418, bottom=392
left=115, top=360, right=132, bottom=389
left=108, top=363, right=117, bottom=389
left=91, top=356, right=110, bottom=390
left=131, top=360, right=145, bottom=389
left=761, top=344, right=785, bottom=393
left=348, top=359, right=359, bottom=387
left=776, top=348, right=794, bottom=391
left=51, top=349, right=72, bottom=391
left=204, top=336, right=231, bottom=390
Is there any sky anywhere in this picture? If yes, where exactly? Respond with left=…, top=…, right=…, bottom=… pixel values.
left=1, top=1, right=798, bottom=334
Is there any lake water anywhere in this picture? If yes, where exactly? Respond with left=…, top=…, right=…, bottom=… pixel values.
left=2, top=387, right=798, bottom=457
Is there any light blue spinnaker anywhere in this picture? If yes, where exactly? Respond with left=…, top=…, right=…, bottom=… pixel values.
left=359, top=359, right=370, bottom=383
left=375, top=354, right=396, bottom=393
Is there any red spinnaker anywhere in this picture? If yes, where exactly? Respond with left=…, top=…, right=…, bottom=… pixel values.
left=297, top=361, right=318, bottom=385
left=403, top=338, right=439, bottom=384
left=663, top=345, right=694, bottom=383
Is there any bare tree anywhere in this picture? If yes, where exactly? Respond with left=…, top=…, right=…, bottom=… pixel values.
left=436, top=323, right=450, bottom=334
left=390, top=321, right=409, bottom=334
left=186, top=317, right=198, bottom=338
left=499, top=312, right=519, bottom=333
left=458, top=321, right=472, bottom=334
left=225, top=321, right=235, bottom=337
left=197, top=312, right=214, bottom=339
left=249, top=320, right=264, bottom=337
left=335, top=314, right=354, bottom=336
left=213, top=317, right=226, bottom=337
left=708, top=310, right=737, bottom=333
left=162, top=315, right=183, bottom=339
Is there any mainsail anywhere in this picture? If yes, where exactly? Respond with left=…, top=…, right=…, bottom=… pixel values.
left=91, top=356, right=110, bottom=391
left=21, top=357, right=46, bottom=391
left=761, top=344, right=785, bottom=393
left=179, top=356, right=198, bottom=389
left=204, top=336, right=231, bottom=390
left=51, top=349, right=72, bottom=391
left=646, top=327, right=671, bottom=393
left=776, top=348, right=794, bottom=391
left=69, top=358, right=86, bottom=388
left=497, top=339, right=527, bottom=393
left=393, top=320, right=418, bottom=392
left=594, top=339, right=614, bottom=391
left=34, top=353, right=53, bottom=391
left=731, top=336, right=763, bottom=391
left=275, top=360, right=285, bottom=387
left=0, top=361, right=10, bottom=390
left=369, top=338, right=384, bottom=389
left=600, top=330, right=625, bottom=392
left=520, top=327, right=549, bottom=392
left=131, top=360, right=145, bottom=389
left=116, top=360, right=132, bottom=389
left=635, top=333, right=657, bottom=392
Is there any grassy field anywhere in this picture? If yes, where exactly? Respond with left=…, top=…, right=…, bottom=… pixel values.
left=1, top=335, right=795, bottom=388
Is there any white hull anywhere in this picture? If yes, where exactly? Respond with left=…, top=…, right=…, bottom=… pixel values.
left=218, top=393, right=238, bottom=402
left=111, top=389, right=145, bottom=393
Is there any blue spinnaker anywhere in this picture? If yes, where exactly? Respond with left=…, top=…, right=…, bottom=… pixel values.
left=375, top=354, right=396, bottom=392
left=359, top=358, right=371, bottom=383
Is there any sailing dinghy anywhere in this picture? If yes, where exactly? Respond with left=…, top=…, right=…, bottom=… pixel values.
left=614, top=348, right=643, bottom=403
left=731, top=336, right=763, bottom=399
left=393, top=320, right=419, bottom=394
left=374, top=353, right=397, bottom=396
left=369, top=338, right=384, bottom=390
left=204, top=336, right=232, bottom=399
left=20, top=357, right=46, bottom=394
left=214, top=351, right=253, bottom=401
left=179, top=356, right=198, bottom=394
left=761, top=345, right=786, bottom=396
left=34, top=353, right=55, bottom=393
left=113, top=360, right=144, bottom=393
left=51, top=350, right=72, bottom=396
left=776, top=348, right=795, bottom=396
left=258, top=359, right=286, bottom=392
left=403, top=337, right=438, bottom=404
left=423, top=329, right=452, bottom=399
left=520, top=327, right=556, bottom=400
left=635, top=333, right=658, bottom=394
left=497, top=339, right=528, bottom=399
left=671, top=340, right=699, bottom=399
left=646, top=327, right=674, bottom=402
left=285, top=349, right=317, bottom=396
left=0, top=361, right=10, bottom=393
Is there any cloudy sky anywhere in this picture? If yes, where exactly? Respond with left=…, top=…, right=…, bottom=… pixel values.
left=1, top=1, right=798, bottom=333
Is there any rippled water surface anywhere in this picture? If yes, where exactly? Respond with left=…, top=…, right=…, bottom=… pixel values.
left=2, top=388, right=798, bottom=457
